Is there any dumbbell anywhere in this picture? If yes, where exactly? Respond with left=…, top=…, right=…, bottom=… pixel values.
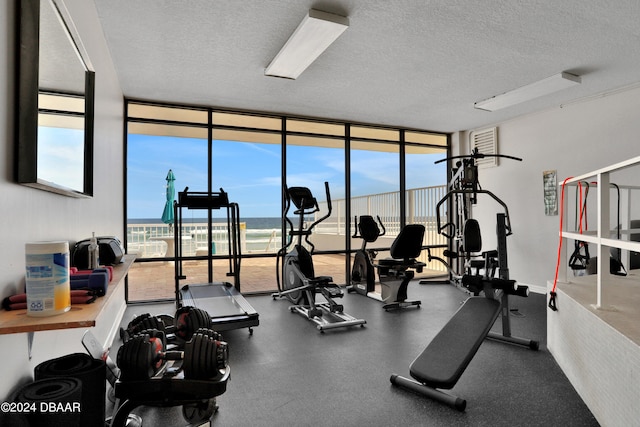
left=120, top=313, right=168, bottom=342
left=70, top=268, right=110, bottom=295
left=71, top=266, right=114, bottom=281
left=173, top=306, right=211, bottom=343
left=116, top=328, right=228, bottom=381
left=120, top=306, right=211, bottom=344
left=182, top=328, right=228, bottom=380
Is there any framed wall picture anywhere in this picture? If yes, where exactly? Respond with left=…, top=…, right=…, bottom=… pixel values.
left=543, top=170, right=558, bottom=216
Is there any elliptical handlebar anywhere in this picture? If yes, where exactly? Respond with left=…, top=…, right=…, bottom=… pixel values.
left=281, top=184, right=294, bottom=242
left=307, top=182, right=332, bottom=233
left=377, top=216, right=386, bottom=237
left=281, top=182, right=333, bottom=239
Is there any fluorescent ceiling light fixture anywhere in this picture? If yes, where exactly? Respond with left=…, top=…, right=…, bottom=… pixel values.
left=265, top=9, right=349, bottom=80
left=474, top=72, right=581, bottom=111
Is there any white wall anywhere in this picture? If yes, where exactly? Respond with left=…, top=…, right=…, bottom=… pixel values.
left=0, top=0, right=124, bottom=401
left=458, top=85, right=640, bottom=292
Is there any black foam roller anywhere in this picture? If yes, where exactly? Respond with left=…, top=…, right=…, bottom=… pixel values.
left=35, top=353, right=106, bottom=427
left=14, top=377, right=82, bottom=426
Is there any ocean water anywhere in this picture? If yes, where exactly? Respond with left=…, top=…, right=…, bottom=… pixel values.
left=128, top=217, right=282, bottom=229
left=241, top=218, right=283, bottom=250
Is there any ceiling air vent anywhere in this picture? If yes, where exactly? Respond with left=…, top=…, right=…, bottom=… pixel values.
left=470, top=127, right=498, bottom=168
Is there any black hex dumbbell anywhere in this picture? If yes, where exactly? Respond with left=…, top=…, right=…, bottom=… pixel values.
left=120, top=306, right=211, bottom=345
left=173, top=306, right=211, bottom=344
left=182, top=328, right=228, bottom=380
left=116, top=328, right=228, bottom=381
left=120, top=313, right=168, bottom=342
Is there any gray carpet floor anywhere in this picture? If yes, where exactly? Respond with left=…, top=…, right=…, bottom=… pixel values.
left=112, top=282, right=599, bottom=426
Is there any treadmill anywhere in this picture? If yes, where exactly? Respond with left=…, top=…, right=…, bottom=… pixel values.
left=173, top=187, right=259, bottom=334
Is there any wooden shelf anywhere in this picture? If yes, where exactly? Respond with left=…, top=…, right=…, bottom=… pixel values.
left=0, top=254, right=135, bottom=335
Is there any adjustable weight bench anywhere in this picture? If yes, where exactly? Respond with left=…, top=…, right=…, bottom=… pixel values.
left=390, top=297, right=500, bottom=411
left=391, top=213, right=538, bottom=411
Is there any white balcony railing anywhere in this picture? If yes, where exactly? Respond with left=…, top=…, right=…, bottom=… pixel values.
left=126, top=222, right=249, bottom=258
left=127, top=185, right=448, bottom=265
left=317, top=185, right=448, bottom=242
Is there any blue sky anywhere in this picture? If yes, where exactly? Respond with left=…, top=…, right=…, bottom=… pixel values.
left=38, top=126, right=85, bottom=192
left=127, top=134, right=446, bottom=219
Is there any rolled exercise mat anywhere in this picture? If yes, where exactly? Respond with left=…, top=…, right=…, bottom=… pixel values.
left=13, top=377, right=82, bottom=426
left=35, top=353, right=106, bottom=427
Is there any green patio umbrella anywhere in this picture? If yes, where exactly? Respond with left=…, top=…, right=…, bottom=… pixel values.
left=161, top=169, right=175, bottom=226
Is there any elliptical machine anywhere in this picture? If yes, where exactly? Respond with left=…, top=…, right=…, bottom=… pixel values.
left=272, top=182, right=366, bottom=332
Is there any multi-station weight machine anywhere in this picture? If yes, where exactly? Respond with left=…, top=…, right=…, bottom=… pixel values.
left=429, top=148, right=519, bottom=280
left=392, top=148, right=539, bottom=411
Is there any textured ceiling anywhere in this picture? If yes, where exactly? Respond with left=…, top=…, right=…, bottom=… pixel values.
left=93, top=0, right=640, bottom=133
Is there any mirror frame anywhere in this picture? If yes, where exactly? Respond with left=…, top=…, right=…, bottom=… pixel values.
left=16, top=0, right=95, bottom=197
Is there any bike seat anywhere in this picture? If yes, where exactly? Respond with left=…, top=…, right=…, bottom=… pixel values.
left=377, top=224, right=425, bottom=272
left=378, top=258, right=426, bottom=271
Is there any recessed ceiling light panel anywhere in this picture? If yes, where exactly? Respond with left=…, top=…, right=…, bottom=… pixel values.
left=474, top=72, right=581, bottom=111
left=265, top=9, right=349, bottom=80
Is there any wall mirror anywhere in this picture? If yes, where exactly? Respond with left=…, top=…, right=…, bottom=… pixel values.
left=16, top=0, right=95, bottom=197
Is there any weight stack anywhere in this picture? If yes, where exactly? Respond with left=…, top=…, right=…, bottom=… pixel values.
left=13, top=377, right=83, bottom=426
left=34, top=353, right=106, bottom=427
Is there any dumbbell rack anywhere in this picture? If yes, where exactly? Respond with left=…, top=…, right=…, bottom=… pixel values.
left=173, top=187, right=259, bottom=333
left=111, top=367, right=230, bottom=426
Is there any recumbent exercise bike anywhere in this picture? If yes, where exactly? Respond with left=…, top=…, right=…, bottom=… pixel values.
left=272, top=182, right=366, bottom=332
left=348, top=215, right=425, bottom=310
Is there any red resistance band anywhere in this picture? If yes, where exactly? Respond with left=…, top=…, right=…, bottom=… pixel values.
left=549, top=177, right=574, bottom=311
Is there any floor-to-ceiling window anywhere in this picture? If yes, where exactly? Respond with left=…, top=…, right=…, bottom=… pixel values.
left=125, top=100, right=448, bottom=303
left=404, top=132, right=449, bottom=268
left=285, top=119, right=347, bottom=284
left=350, top=127, right=401, bottom=238
left=126, top=103, right=209, bottom=302
left=349, top=128, right=449, bottom=274
left=210, top=112, right=282, bottom=292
